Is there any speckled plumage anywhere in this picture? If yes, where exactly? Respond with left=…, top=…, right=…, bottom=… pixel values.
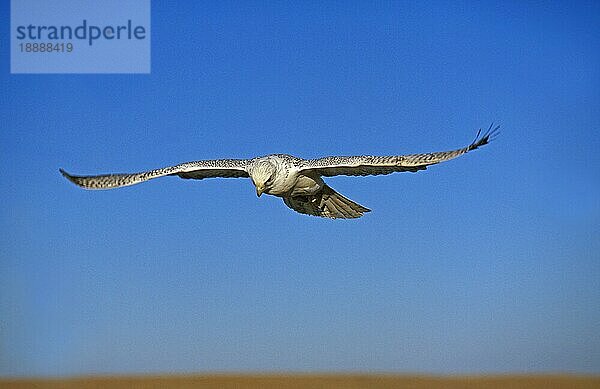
left=61, top=125, right=498, bottom=219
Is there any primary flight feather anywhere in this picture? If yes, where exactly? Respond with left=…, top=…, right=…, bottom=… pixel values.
left=60, top=125, right=499, bottom=219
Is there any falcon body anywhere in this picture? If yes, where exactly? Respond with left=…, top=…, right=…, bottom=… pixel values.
left=61, top=125, right=498, bottom=219
left=247, top=154, right=325, bottom=196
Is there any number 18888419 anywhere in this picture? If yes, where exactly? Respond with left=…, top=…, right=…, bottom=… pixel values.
left=19, top=42, right=73, bottom=53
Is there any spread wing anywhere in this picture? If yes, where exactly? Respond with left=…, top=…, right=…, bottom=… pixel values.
left=60, top=159, right=251, bottom=190
left=298, top=125, right=499, bottom=177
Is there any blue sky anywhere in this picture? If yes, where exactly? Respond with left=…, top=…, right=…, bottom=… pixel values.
left=1, top=1, right=599, bottom=377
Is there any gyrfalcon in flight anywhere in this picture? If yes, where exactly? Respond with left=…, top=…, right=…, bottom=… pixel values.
left=61, top=125, right=498, bottom=219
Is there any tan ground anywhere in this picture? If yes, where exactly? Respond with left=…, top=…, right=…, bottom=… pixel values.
left=1, top=374, right=599, bottom=389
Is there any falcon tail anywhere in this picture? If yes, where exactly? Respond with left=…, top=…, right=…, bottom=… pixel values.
left=283, top=185, right=371, bottom=219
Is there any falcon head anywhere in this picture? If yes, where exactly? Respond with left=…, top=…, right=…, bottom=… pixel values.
left=249, top=160, right=276, bottom=197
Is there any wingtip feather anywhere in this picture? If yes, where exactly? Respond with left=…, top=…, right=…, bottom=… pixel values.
left=59, top=168, right=76, bottom=183
left=468, top=123, right=500, bottom=151
left=60, top=168, right=92, bottom=188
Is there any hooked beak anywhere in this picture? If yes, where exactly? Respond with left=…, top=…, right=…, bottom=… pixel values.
left=256, top=186, right=264, bottom=197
